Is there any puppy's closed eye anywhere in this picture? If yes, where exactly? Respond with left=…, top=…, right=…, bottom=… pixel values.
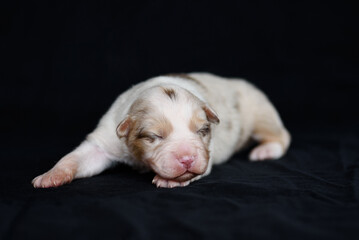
left=138, top=131, right=163, bottom=143
left=197, top=124, right=211, bottom=137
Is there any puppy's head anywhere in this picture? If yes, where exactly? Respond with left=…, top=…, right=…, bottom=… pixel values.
left=116, top=85, right=219, bottom=183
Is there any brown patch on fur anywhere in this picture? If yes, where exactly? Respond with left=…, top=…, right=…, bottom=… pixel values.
left=189, top=111, right=212, bottom=163
left=166, top=73, right=196, bottom=81
left=129, top=98, right=149, bottom=115
left=166, top=73, right=207, bottom=90
left=118, top=94, right=176, bottom=163
left=198, top=142, right=210, bottom=172
left=148, top=116, right=173, bottom=139
left=203, top=146, right=210, bottom=163
left=126, top=119, right=146, bottom=161
left=116, top=98, right=152, bottom=139
left=189, top=112, right=207, bottom=133
left=129, top=141, right=146, bottom=161
left=116, top=117, right=133, bottom=138
left=203, top=106, right=220, bottom=124
left=126, top=115, right=174, bottom=163
left=161, top=87, right=177, bottom=100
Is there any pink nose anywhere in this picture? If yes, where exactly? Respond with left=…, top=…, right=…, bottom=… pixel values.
left=178, top=155, right=195, bottom=169
left=175, top=144, right=197, bottom=169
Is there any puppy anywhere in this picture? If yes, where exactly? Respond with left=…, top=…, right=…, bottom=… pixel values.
left=32, top=73, right=291, bottom=188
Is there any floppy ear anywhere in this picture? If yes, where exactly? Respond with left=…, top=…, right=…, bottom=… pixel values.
left=116, top=116, right=133, bottom=138
left=203, top=105, right=220, bottom=124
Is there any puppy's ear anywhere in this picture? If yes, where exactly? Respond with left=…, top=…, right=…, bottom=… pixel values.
left=203, top=105, right=220, bottom=124
left=116, top=116, right=133, bottom=138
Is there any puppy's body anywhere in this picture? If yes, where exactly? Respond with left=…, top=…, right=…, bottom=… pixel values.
left=33, top=73, right=290, bottom=188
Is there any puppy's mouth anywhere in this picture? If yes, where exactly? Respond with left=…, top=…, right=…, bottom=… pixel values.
left=172, top=172, right=197, bottom=182
left=148, top=158, right=206, bottom=182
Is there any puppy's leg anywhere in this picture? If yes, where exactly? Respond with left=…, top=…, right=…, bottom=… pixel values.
left=32, top=141, right=113, bottom=188
left=249, top=98, right=291, bottom=161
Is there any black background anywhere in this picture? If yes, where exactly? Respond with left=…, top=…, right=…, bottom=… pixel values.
left=1, top=1, right=359, bottom=239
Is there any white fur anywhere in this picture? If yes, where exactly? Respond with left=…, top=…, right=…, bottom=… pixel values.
left=32, top=73, right=291, bottom=188
left=249, top=142, right=284, bottom=161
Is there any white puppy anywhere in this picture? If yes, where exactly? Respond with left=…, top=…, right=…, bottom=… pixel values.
left=32, top=73, right=291, bottom=188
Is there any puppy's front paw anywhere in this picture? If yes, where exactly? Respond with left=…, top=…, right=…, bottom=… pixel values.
left=32, top=168, right=74, bottom=188
left=249, top=142, right=283, bottom=161
left=152, top=175, right=190, bottom=188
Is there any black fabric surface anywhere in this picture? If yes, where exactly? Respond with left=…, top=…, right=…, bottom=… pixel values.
left=1, top=1, right=359, bottom=240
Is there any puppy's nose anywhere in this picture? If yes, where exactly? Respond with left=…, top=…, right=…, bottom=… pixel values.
left=178, top=155, right=195, bottom=169
left=175, top=144, right=197, bottom=169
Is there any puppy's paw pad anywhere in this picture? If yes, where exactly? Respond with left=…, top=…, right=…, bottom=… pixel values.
left=249, top=142, right=283, bottom=161
left=32, top=168, right=74, bottom=188
left=152, top=175, right=189, bottom=188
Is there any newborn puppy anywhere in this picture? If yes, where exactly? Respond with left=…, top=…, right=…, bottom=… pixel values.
left=32, top=73, right=291, bottom=188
